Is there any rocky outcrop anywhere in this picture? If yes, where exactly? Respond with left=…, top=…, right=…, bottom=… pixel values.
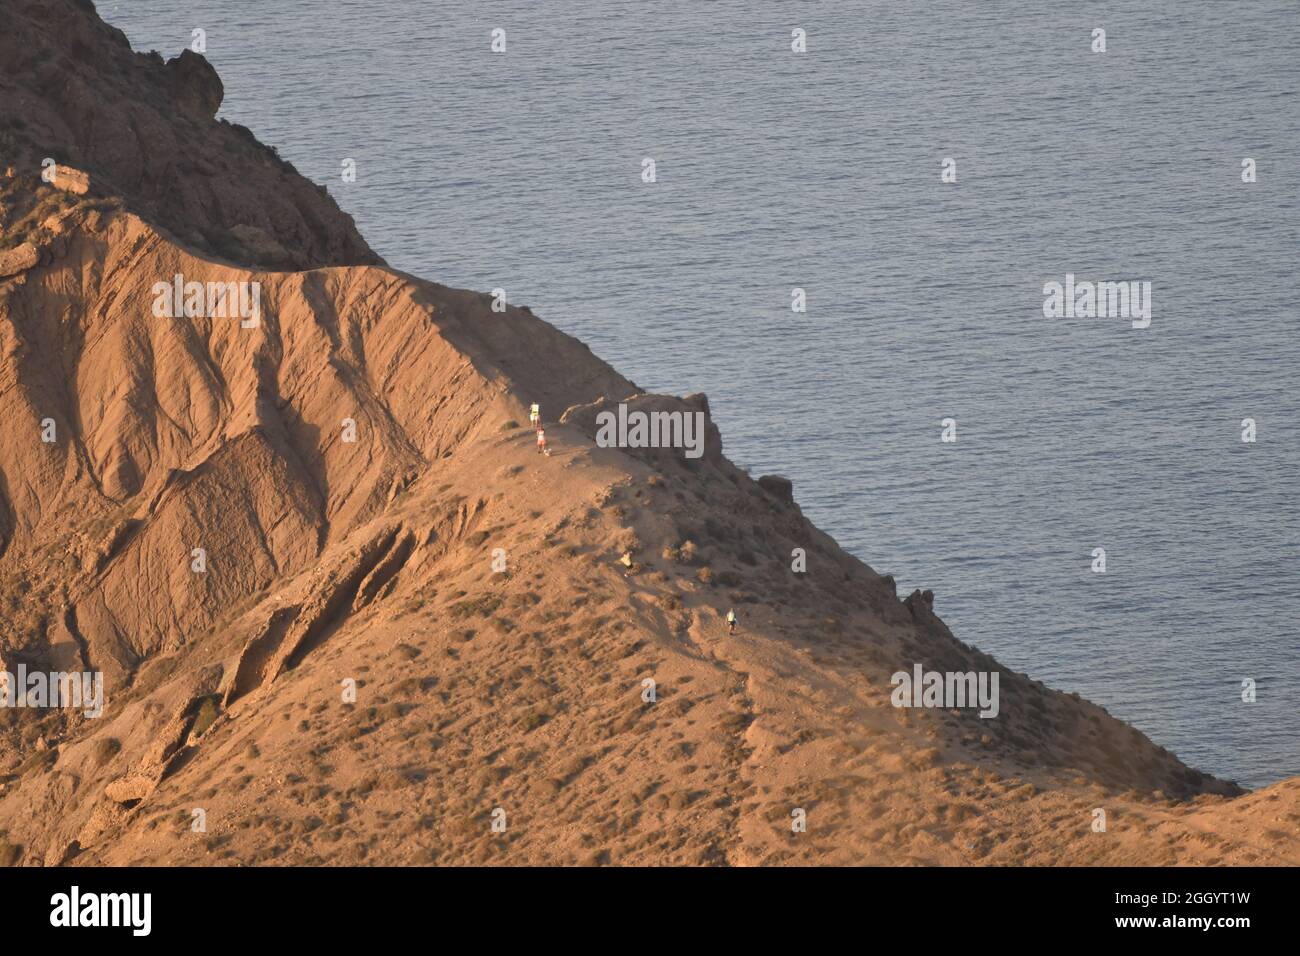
left=757, top=474, right=794, bottom=504
left=50, top=165, right=90, bottom=196
left=164, top=49, right=223, bottom=121
left=0, top=242, right=37, bottom=277
left=560, top=392, right=724, bottom=465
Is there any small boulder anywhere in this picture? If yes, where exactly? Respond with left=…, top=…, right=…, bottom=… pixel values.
left=0, top=242, right=38, bottom=278
left=104, top=775, right=153, bottom=805
left=165, top=49, right=224, bottom=121
left=51, top=165, right=90, bottom=195
left=757, top=474, right=793, bottom=504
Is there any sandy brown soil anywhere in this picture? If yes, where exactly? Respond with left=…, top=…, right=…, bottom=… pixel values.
left=0, top=0, right=1295, bottom=867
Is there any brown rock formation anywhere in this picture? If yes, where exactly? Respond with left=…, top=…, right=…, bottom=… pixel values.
left=0, top=0, right=1295, bottom=868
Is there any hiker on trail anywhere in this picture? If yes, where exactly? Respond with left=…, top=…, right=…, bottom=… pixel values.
left=726, top=608, right=737, bottom=634
left=537, top=428, right=548, bottom=455
left=529, top=402, right=541, bottom=429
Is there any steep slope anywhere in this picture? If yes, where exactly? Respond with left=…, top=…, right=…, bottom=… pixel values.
left=0, top=0, right=1296, bottom=868
left=0, top=0, right=379, bottom=270
left=0, top=200, right=1294, bottom=867
left=0, top=200, right=632, bottom=680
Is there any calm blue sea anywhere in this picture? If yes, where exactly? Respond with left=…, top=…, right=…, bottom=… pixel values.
left=98, top=1, right=1299, bottom=788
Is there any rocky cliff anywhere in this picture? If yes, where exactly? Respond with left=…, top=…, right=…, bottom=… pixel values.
left=0, top=0, right=1295, bottom=867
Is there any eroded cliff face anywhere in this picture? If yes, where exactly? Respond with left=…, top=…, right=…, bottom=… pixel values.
left=0, top=0, right=1295, bottom=869
left=0, top=0, right=379, bottom=270
left=0, top=198, right=634, bottom=678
